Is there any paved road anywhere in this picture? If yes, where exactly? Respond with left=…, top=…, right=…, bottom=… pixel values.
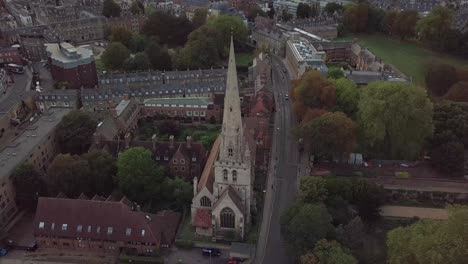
left=255, top=56, right=300, bottom=264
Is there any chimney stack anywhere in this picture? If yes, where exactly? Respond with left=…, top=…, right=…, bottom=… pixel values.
left=169, top=135, right=175, bottom=148
left=186, top=136, right=192, bottom=149
left=193, top=176, right=198, bottom=196
left=152, top=134, right=157, bottom=150
left=124, top=132, right=131, bottom=149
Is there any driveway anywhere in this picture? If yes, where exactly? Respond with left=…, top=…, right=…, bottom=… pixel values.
left=163, top=247, right=230, bottom=264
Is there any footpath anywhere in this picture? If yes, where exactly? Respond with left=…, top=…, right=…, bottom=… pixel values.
left=380, top=205, right=449, bottom=220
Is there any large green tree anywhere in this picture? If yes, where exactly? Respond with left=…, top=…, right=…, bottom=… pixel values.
left=296, top=3, right=317, bottom=19
left=162, top=177, right=193, bottom=209
left=192, top=8, right=208, bottom=28
left=299, top=177, right=328, bottom=204
left=310, top=240, right=358, bottom=264
left=145, top=41, right=172, bottom=70
left=387, top=206, right=468, bottom=264
left=82, top=150, right=116, bottom=195
left=142, top=11, right=194, bottom=47
left=101, top=42, right=130, bottom=71
left=324, top=2, right=344, bottom=15
left=103, top=0, right=121, bottom=18
left=130, top=0, right=145, bottom=15
left=12, top=163, right=47, bottom=210
left=332, top=78, right=360, bottom=119
left=110, top=26, right=133, bottom=48
left=425, top=63, right=458, bottom=96
left=358, top=82, right=433, bottom=159
left=206, top=15, right=249, bottom=51
left=444, top=81, right=468, bottom=102
left=46, top=154, right=91, bottom=197
left=281, top=202, right=335, bottom=256
left=116, top=147, right=166, bottom=205
left=416, top=7, right=460, bottom=52
left=343, top=4, right=369, bottom=33
left=55, top=111, right=97, bottom=155
left=294, top=112, right=358, bottom=157
left=124, top=52, right=151, bottom=71
left=392, top=10, right=419, bottom=39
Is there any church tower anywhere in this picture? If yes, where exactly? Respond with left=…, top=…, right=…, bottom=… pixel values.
left=211, top=36, right=254, bottom=239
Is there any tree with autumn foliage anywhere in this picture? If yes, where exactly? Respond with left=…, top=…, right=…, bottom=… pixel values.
left=291, top=70, right=336, bottom=120
left=444, top=81, right=468, bottom=102
left=294, top=112, right=358, bottom=157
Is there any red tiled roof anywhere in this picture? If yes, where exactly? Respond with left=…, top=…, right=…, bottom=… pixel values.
left=197, top=136, right=221, bottom=193
left=194, top=209, right=211, bottom=228
left=34, top=197, right=181, bottom=247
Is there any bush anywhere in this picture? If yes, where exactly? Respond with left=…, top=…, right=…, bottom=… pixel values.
left=174, top=239, right=194, bottom=249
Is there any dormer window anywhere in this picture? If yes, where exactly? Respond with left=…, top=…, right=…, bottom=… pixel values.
left=107, top=227, right=113, bottom=235
left=141, top=229, right=145, bottom=236
left=192, top=156, right=196, bottom=162
left=39, top=222, right=45, bottom=229
left=62, top=224, right=68, bottom=231
left=126, top=228, right=132, bottom=236
left=77, top=225, right=83, bottom=232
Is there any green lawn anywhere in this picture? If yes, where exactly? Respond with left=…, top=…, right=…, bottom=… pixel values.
left=236, top=52, right=254, bottom=67
left=339, top=34, right=468, bottom=86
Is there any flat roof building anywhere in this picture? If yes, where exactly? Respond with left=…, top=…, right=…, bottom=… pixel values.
left=45, top=42, right=98, bottom=89
left=286, top=39, right=328, bottom=79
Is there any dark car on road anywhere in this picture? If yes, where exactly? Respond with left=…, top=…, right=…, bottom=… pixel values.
left=0, top=248, right=8, bottom=256
left=201, top=248, right=221, bottom=257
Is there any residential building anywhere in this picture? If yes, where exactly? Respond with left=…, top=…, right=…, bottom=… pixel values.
left=33, top=196, right=181, bottom=253
left=36, top=90, right=79, bottom=112
left=93, top=99, right=141, bottom=141
left=0, top=108, right=71, bottom=229
left=273, top=0, right=317, bottom=15
left=0, top=47, right=23, bottom=65
left=302, top=25, right=338, bottom=40
left=0, top=69, right=9, bottom=94
left=344, top=70, right=408, bottom=86
left=94, top=135, right=208, bottom=181
left=142, top=97, right=221, bottom=123
left=285, top=39, right=328, bottom=78
left=252, top=17, right=288, bottom=56
left=45, top=42, right=98, bottom=89
left=311, top=41, right=351, bottom=63
left=191, top=37, right=256, bottom=240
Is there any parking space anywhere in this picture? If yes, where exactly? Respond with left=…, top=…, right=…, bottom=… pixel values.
left=164, top=247, right=230, bottom=264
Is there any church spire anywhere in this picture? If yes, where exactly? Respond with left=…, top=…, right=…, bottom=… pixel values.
left=219, top=36, right=244, bottom=162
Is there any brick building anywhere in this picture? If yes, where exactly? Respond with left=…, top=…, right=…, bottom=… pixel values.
left=311, top=41, right=351, bottom=63
left=34, top=196, right=181, bottom=254
left=142, top=97, right=221, bottom=123
left=45, top=42, right=98, bottom=89
left=93, top=99, right=141, bottom=141
left=0, top=47, right=22, bottom=65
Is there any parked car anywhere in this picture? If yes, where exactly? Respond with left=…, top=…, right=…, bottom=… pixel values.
left=0, top=248, right=8, bottom=256
left=201, top=248, right=221, bottom=257
left=26, top=241, right=37, bottom=251
left=228, top=259, right=239, bottom=264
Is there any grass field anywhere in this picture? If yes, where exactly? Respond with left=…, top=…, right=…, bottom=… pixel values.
left=236, top=52, right=254, bottom=67
left=339, top=34, right=468, bottom=86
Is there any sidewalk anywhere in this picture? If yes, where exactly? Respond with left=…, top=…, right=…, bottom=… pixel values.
left=380, top=205, right=449, bottom=220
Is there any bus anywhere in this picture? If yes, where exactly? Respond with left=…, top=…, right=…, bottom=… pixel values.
left=7, top=64, right=24, bottom=74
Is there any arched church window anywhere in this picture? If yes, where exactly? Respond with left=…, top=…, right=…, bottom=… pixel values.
left=228, top=148, right=233, bottom=157
left=200, top=196, right=211, bottom=207
left=220, top=208, right=235, bottom=228
left=232, top=170, right=237, bottom=182
left=223, top=169, right=228, bottom=180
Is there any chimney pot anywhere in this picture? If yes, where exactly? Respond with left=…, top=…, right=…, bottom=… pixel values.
left=186, top=136, right=192, bottom=149
left=169, top=135, right=175, bottom=148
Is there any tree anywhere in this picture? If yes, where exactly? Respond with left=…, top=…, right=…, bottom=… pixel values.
left=102, top=0, right=121, bottom=18
left=281, top=9, right=293, bottom=22
left=82, top=150, right=116, bottom=195
left=116, top=147, right=166, bottom=205
left=332, top=78, right=360, bottom=119
left=312, top=240, right=358, bottom=264
left=358, top=82, right=433, bottom=160
left=324, top=2, right=344, bottom=16
left=295, top=112, right=358, bottom=157
left=328, top=67, right=344, bottom=79
left=130, top=34, right=148, bottom=53
left=130, top=0, right=144, bottom=15
left=267, top=4, right=275, bottom=19
left=281, top=202, right=335, bottom=256
left=12, top=163, right=46, bottom=210
left=111, top=26, right=133, bottom=48
left=124, top=52, right=151, bottom=71
left=387, top=206, right=468, bottom=264
left=206, top=15, right=249, bottom=51
left=367, top=6, right=385, bottom=33
left=55, top=111, right=97, bottom=155
left=430, top=141, right=464, bottom=176
left=292, top=70, right=336, bottom=119
left=299, top=177, right=328, bottom=203
left=425, top=63, right=458, bottom=96
left=392, top=10, right=419, bottom=39
left=444, top=81, right=468, bottom=102
left=162, top=177, right=192, bottom=209
left=246, top=5, right=267, bottom=22
left=343, top=4, right=369, bottom=33
left=101, top=42, right=130, bottom=71
left=416, top=7, right=457, bottom=51
left=46, top=154, right=91, bottom=197
left=296, top=3, right=316, bottom=19
left=382, top=11, right=398, bottom=34
left=144, top=41, right=172, bottom=70
left=142, top=11, right=194, bottom=47
left=301, top=108, right=327, bottom=125
left=192, top=8, right=208, bottom=28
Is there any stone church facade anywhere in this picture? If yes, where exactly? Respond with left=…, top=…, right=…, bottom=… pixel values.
left=191, top=37, right=256, bottom=240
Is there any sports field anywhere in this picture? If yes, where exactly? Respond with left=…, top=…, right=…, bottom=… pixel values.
left=340, top=34, right=468, bottom=86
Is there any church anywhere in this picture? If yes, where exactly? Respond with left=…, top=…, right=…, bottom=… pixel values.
left=191, top=37, right=256, bottom=240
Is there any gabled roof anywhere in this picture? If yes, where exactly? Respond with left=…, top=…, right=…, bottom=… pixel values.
left=34, top=197, right=181, bottom=246
left=197, top=136, right=221, bottom=193
left=213, top=186, right=245, bottom=213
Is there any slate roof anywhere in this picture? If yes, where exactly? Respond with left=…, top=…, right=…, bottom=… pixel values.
left=213, top=185, right=245, bottom=213
left=34, top=197, right=181, bottom=246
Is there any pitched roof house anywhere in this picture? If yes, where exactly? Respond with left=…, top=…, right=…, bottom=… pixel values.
left=33, top=196, right=181, bottom=254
